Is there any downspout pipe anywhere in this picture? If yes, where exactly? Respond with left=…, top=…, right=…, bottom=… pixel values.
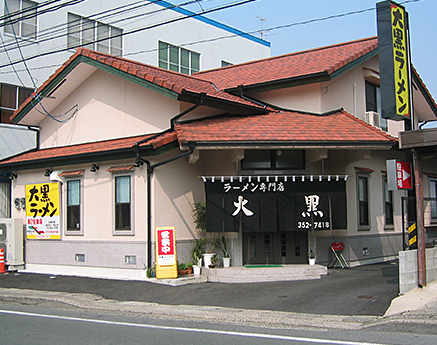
left=132, top=93, right=205, bottom=269
left=136, top=144, right=195, bottom=269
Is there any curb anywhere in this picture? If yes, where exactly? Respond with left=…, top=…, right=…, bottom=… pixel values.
left=0, top=288, right=377, bottom=330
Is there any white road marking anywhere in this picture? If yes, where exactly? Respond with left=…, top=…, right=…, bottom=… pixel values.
left=0, top=309, right=387, bottom=345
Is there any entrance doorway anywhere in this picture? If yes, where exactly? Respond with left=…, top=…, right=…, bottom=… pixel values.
left=243, top=231, right=308, bottom=265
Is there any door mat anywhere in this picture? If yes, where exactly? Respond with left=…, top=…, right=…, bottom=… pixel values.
left=244, top=265, right=283, bottom=268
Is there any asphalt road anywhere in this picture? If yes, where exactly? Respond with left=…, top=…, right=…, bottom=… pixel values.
left=0, top=261, right=399, bottom=316
left=1, top=301, right=436, bottom=345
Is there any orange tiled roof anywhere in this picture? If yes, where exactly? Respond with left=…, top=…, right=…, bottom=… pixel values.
left=195, top=37, right=379, bottom=90
left=0, top=131, right=177, bottom=166
left=175, top=110, right=396, bottom=146
left=11, top=48, right=265, bottom=122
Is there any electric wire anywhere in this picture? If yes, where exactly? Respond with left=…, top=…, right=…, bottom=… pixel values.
left=0, top=0, right=257, bottom=70
left=3, top=0, right=79, bottom=122
left=0, top=0, right=205, bottom=59
left=0, top=0, right=425, bottom=78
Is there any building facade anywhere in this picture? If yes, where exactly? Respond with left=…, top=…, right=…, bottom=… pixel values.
left=0, top=0, right=270, bottom=124
left=0, top=37, right=436, bottom=279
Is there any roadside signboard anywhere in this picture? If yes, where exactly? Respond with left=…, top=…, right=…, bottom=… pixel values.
left=155, top=227, right=177, bottom=279
left=25, top=182, right=61, bottom=239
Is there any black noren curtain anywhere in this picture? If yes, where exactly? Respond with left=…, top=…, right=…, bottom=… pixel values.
left=205, top=178, right=347, bottom=233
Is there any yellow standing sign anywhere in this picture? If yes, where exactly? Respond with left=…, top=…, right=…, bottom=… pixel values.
left=25, top=182, right=61, bottom=239
left=155, top=227, right=177, bottom=279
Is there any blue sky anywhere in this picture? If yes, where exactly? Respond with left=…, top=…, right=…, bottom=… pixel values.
left=180, top=0, right=436, bottom=101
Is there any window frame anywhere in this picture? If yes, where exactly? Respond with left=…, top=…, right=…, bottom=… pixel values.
left=365, top=81, right=387, bottom=131
left=240, top=149, right=306, bottom=172
left=64, top=178, right=83, bottom=236
left=357, top=173, right=370, bottom=230
left=429, top=178, right=437, bottom=223
left=0, top=83, right=33, bottom=124
left=382, top=175, right=394, bottom=228
left=4, top=0, right=37, bottom=39
left=158, top=41, right=200, bottom=75
left=113, top=173, right=134, bottom=235
left=67, top=12, right=123, bottom=56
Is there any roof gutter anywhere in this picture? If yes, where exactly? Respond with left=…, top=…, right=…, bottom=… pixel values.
left=238, top=85, right=267, bottom=109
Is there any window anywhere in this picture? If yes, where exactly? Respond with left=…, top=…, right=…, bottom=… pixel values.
left=115, top=175, right=131, bottom=231
left=221, top=60, right=233, bottom=67
left=158, top=41, right=200, bottom=75
left=241, top=149, right=305, bottom=171
left=365, top=81, right=387, bottom=131
left=383, top=175, right=394, bottom=227
left=4, top=0, right=37, bottom=39
left=0, top=83, right=33, bottom=124
left=357, top=174, right=370, bottom=228
left=67, top=13, right=122, bottom=56
left=66, top=180, right=81, bottom=231
left=430, top=178, right=437, bottom=222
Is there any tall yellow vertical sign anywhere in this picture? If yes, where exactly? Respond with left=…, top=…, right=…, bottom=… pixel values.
left=155, top=227, right=177, bottom=279
left=25, top=182, right=61, bottom=239
left=391, top=3, right=410, bottom=118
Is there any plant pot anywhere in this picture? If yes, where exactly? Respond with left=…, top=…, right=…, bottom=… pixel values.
left=187, top=266, right=193, bottom=274
left=203, top=253, right=215, bottom=268
left=193, top=265, right=201, bottom=275
left=309, top=258, right=316, bottom=265
left=223, top=257, right=231, bottom=268
left=178, top=269, right=188, bottom=276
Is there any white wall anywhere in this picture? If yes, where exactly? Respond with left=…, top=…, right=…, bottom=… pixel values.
left=0, top=0, right=270, bottom=90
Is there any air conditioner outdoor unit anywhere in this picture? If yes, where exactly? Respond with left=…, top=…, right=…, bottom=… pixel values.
left=365, top=111, right=381, bottom=129
left=0, top=218, right=24, bottom=271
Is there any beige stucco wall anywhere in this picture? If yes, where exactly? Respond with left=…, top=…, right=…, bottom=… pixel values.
left=253, top=83, right=322, bottom=113
left=39, top=70, right=179, bottom=148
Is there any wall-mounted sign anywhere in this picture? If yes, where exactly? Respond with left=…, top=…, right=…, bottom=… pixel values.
left=155, top=227, right=177, bottom=279
left=387, top=159, right=412, bottom=190
left=204, top=177, right=347, bottom=233
left=25, top=182, right=61, bottom=239
left=377, top=1, right=411, bottom=121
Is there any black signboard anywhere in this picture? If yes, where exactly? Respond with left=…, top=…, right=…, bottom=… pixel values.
left=205, top=177, right=347, bottom=233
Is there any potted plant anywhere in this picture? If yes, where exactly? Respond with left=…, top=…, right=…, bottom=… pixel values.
left=187, top=262, right=193, bottom=274
left=177, top=262, right=188, bottom=276
left=191, top=238, right=205, bottom=267
left=208, top=253, right=220, bottom=268
left=219, top=235, right=231, bottom=267
left=308, top=250, right=317, bottom=265
left=192, top=202, right=219, bottom=267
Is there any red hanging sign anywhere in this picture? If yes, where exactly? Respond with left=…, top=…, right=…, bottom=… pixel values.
left=396, top=161, right=412, bottom=189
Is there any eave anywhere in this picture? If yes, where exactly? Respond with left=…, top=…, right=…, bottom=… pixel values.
left=179, top=140, right=396, bottom=150
left=223, top=48, right=379, bottom=95
left=0, top=142, right=178, bottom=173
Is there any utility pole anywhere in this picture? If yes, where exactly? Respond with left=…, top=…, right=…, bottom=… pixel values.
left=413, top=148, right=426, bottom=287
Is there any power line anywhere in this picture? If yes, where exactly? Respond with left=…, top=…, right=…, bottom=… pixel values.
left=0, top=0, right=257, bottom=70
left=0, top=0, right=423, bottom=74
left=0, top=0, right=202, bottom=56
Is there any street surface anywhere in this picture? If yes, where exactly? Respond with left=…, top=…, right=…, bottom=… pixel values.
left=1, top=302, right=436, bottom=345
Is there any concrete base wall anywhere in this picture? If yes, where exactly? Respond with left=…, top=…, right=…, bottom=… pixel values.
left=25, top=240, right=149, bottom=270
left=399, top=247, right=437, bottom=294
left=316, top=233, right=402, bottom=266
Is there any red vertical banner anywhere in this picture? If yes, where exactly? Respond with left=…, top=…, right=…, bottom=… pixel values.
left=155, top=227, right=177, bottom=279
left=396, top=161, right=412, bottom=189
